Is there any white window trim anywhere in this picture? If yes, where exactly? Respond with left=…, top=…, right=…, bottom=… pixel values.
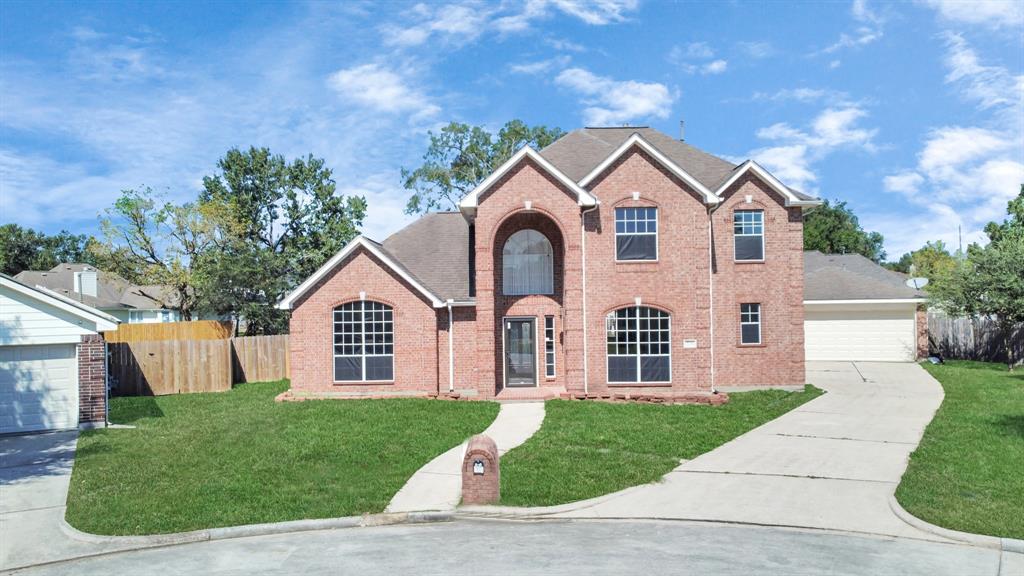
left=734, top=210, right=765, bottom=263
left=544, top=315, right=556, bottom=378
left=502, top=316, right=540, bottom=388
left=614, top=206, right=659, bottom=262
left=606, top=307, right=672, bottom=384
left=333, top=301, right=395, bottom=383
left=740, top=303, right=762, bottom=345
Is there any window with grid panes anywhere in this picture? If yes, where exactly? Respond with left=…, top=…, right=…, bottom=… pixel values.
left=334, top=301, right=394, bottom=381
left=606, top=306, right=671, bottom=383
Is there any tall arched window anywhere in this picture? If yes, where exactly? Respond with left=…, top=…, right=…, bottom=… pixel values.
left=502, top=229, right=554, bottom=295
left=606, top=306, right=671, bottom=383
left=334, top=300, right=394, bottom=382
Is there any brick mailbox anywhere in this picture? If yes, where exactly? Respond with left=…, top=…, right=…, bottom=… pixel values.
left=462, top=434, right=499, bottom=505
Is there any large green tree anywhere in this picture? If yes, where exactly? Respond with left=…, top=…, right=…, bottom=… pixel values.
left=402, top=120, right=565, bottom=214
left=97, top=188, right=214, bottom=320
left=930, top=188, right=1024, bottom=370
left=803, top=200, right=886, bottom=262
left=198, top=147, right=367, bottom=335
left=0, top=224, right=97, bottom=275
left=886, top=240, right=958, bottom=286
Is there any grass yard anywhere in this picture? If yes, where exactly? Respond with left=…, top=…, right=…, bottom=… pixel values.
left=66, top=381, right=498, bottom=535
left=896, top=360, right=1024, bottom=540
left=500, top=385, right=823, bottom=507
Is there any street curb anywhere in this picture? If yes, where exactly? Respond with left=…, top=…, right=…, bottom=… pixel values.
left=887, top=494, right=1024, bottom=552
left=57, top=510, right=452, bottom=551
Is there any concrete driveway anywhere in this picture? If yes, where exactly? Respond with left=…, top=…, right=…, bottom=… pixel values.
left=0, top=431, right=142, bottom=571
left=549, top=361, right=947, bottom=540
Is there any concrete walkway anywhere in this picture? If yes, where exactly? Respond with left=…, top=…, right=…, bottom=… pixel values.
left=386, top=401, right=545, bottom=513
left=476, top=362, right=949, bottom=541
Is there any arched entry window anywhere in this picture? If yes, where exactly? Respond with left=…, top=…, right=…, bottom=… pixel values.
left=606, top=306, right=671, bottom=383
left=334, top=300, right=394, bottom=381
left=502, top=229, right=554, bottom=295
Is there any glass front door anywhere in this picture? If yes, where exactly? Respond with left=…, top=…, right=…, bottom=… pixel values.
left=504, top=318, right=537, bottom=387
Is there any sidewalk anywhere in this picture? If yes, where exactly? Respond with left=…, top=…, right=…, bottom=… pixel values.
left=386, top=401, right=545, bottom=513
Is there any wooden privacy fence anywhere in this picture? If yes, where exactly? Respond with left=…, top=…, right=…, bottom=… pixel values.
left=230, top=334, right=290, bottom=384
left=928, top=312, right=1024, bottom=366
left=109, top=334, right=290, bottom=396
left=103, top=320, right=232, bottom=343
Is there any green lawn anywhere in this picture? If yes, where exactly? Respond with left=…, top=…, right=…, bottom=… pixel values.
left=500, top=386, right=823, bottom=507
left=66, top=381, right=498, bottom=535
left=896, top=360, right=1024, bottom=540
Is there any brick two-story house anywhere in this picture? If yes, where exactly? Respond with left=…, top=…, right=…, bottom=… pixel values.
left=278, top=127, right=822, bottom=401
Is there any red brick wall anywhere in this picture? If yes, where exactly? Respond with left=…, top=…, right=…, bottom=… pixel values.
left=473, top=159, right=584, bottom=398
left=78, top=334, right=106, bottom=424
left=288, top=149, right=808, bottom=399
left=289, top=248, right=439, bottom=395
left=583, top=149, right=713, bottom=394
left=711, top=174, right=805, bottom=387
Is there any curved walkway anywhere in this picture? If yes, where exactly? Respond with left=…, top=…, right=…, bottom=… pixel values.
left=466, top=362, right=951, bottom=542
left=386, top=401, right=545, bottom=513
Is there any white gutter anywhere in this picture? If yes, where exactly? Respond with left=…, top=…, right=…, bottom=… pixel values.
left=580, top=201, right=600, bottom=395
left=707, top=203, right=721, bottom=394
left=804, top=298, right=926, bottom=305
left=446, top=299, right=455, bottom=393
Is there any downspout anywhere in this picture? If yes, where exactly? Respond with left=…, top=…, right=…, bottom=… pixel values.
left=446, top=299, right=455, bottom=393
left=707, top=203, right=720, bottom=394
left=580, top=202, right=600, bottom=395
left=104, top=340, right=111, bottom=427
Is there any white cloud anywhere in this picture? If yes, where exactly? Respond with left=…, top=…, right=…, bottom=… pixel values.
left=919, top=0, right=1024, bottom=30
left=943, top=33, right=1024, bottom=117
left=877, top=34, right=1024, bottom=255
left=509, top=55, right=571, bottom=75
left=736, top=41, right=774, bottom=59
left=883, top=172, right=924, bottom=196
left=703, top=59, right=728, bottom=75
left=327, top=63, right=440, bottom=118
left=751, top=88, right=845, bottom=103
left=820, top=0, right=885, bottom=54
left=384, top=0, right=638, bottom=47
left=668, top=42, right=728, bottom=75
left=749, top=105, right=879, bottom=191
left=555, top=67, right=675, bottom=126
left=828, top=59, right=842, bottom=69
left=545, top=37, right=587, bottom=52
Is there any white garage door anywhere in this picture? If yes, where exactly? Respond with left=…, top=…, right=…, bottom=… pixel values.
left=0, top=344, right=79, bottom=434
left=805, top=306, right=916, bottom=362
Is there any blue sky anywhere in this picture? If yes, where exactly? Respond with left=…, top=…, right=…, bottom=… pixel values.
left=1, top=0, right=1021, bottom=258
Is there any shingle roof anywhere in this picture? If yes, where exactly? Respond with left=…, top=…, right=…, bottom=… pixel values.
left=804, top=251, right=925, bottom=301
left=380, top=212, right=472, bottom=301
left=13, top=263, right=169, bottom=310
left=540, top=127, right=739, bottom=190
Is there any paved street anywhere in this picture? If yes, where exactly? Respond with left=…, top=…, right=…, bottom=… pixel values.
left=10, top=518, right=1019, bottom=576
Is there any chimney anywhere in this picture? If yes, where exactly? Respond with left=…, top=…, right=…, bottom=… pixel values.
left=74, top=269, right=98, bottom=298
left=679, top=120, right=685, bottom=141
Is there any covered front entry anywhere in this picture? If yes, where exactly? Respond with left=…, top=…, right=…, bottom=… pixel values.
left=504, top=318, right=537, bottom=387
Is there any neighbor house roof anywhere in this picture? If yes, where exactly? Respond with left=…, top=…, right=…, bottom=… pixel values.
left=14, top=263, right=170, bottom=311
left=1, top=273, right=119, bottom=330
left=804, top=251, right=926, bottom=302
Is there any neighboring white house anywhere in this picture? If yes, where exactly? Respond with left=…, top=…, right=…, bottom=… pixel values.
left=803, top=251, right=927, bottom=362
left=14, top=263, right=180, bottom=324
left=0, top=274, right=118, bottom=434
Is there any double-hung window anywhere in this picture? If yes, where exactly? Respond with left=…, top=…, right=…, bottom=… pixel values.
left=734, top=210, right=764, bottom=261
left=614, top=207, right=658, bottom=261
left=544, top=316, right=555, bottom=378
left=740, top=303, right=761, bottom=345
left=334, top=301, right=394, bottom=381
left=606, top=306, right=671, bottom=383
